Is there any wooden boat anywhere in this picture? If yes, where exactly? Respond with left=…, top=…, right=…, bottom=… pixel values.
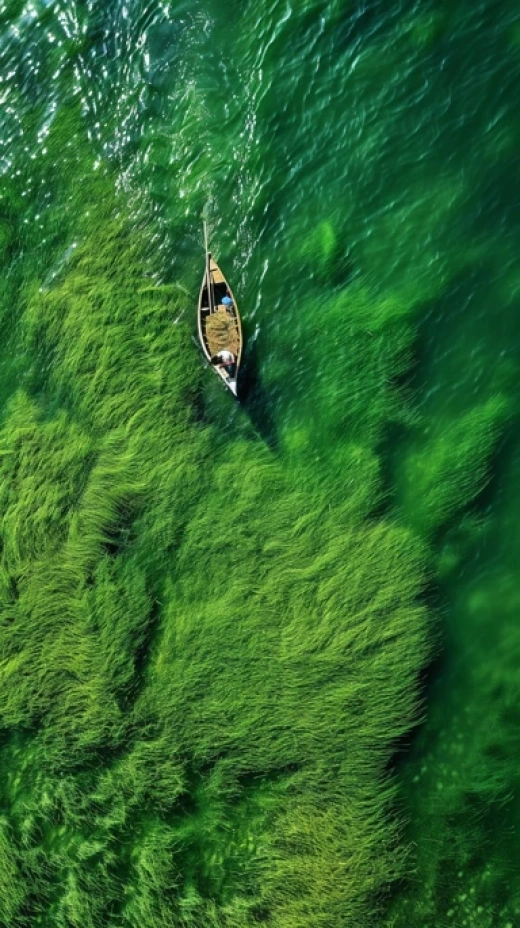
left=197, top=222, right=243, bottom=397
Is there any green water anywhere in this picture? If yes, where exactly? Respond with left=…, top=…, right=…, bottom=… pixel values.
left=1, top=0, right=519, bottom=925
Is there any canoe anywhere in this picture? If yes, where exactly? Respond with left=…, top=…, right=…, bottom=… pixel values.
left=197, top=223, right=243, bottom=397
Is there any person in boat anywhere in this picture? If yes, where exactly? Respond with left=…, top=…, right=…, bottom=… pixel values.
left=211, top=349, right=235, bottom=373
left=222, top=291, right=233, bottom=308
left=211, top=350, right=235, bottom=374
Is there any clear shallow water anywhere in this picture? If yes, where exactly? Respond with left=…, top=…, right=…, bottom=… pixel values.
left=1, top=0, right=520, bottom=924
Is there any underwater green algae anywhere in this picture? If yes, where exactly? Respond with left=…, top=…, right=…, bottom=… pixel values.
left=397, top=395, right=511, bottom=538
left=384, top=507, right=520, bottom=928
left=1, top=0, right=520, bottom=925
left=0, top=192, right=434, bottom=926
left=1, top=191, right=513, bottom=926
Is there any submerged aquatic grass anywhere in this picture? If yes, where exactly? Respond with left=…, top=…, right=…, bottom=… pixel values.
left=0, top=139, right=514, bottom=928
left=1, top=0, right=519, bottom=924
left=2, top=175, right=510, bottom=922
left=0, top=176, right=438, bottom=925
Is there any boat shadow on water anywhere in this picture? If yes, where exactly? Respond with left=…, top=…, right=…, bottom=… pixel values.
left=189, top=332, right=277, bottom=451
left=238, top=334, right=278, bottom=450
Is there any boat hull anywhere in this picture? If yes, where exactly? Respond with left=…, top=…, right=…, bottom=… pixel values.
left=197, top=255, right=243, bottom=397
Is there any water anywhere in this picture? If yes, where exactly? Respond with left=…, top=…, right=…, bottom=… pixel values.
left=1, top=0, right=519, bottom=924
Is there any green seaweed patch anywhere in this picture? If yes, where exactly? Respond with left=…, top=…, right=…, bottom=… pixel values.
left=0, top=816, right=25, bottom=925
left=0, top=182, right=432, bottom=927
left=0, top=220, right=13, bottom=261
left=385, top=565, right=520, bottom=927
left=397, top=395, right=511, bottom=537
left=134, top=435, right=430, bottom=923
left=268, top=283, right=418, bottom=462
left=295, top=219, right=352, bottom=286
left=0, top=392, right=94, bottom=577
left=406, top=11, right=448, bottom=49
left=436, top=514, right=489, bottom=580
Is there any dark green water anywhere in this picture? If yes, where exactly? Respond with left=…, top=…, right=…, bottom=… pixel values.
left=1, top=0, right=519, bottom=925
